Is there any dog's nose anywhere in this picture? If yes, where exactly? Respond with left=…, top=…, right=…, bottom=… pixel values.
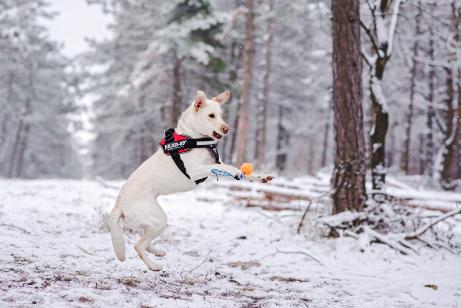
left=221, top=125, right=230, bottom=134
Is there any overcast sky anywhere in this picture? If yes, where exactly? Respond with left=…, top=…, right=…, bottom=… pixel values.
left=45, top=0, right=112, bottom=56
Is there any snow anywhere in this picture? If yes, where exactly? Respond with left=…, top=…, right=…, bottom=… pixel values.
left=1, top=179, right=461, bottom=307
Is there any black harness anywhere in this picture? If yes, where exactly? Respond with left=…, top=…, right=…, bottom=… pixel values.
left=160, top=128, right=220, bottom=185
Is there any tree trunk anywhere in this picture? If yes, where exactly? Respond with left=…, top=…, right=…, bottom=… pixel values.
left=234, top=0, right=254, bottom=165
left=418, top=133, right=425, bottom=174
left=363, top=0, right=403, bottom=202
left=400, top=2, right=422, bottom=174
left=425, top=34, right=435, bottom=176
left=0, top=73, right=14, bottom=173
left=8, top=98, right=31, bottom=178
left=330, top=0, right=366, bottom=214
left=438, top=67, right=458, bottom=189
left=321, top=99, right=332, bottom=168
left=387, top=121, right=397, bottom=168
left=171, top=57, right=182, bottom=128
left=224, top=41, right=242, bottom=163
left=440, top=2, right=461, bottom=189
left=255, top=0, right=274, bottom=168
left=275, top=105, right=289, bottom=171
left=369, top=58, right=389, bottom=199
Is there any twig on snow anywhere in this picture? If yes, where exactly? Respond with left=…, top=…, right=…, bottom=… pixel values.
left=263, top=248, right=324, bottom=266
left=189, top=251, right=212, bottom=273
left=0, top=223, right=30, bottom=234
left=76, top=244, right=97, bottom=256
left=297, top=200, right=312, bottom=234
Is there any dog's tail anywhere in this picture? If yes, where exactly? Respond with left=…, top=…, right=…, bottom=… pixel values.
left=109, top=207, right=126, bottom=261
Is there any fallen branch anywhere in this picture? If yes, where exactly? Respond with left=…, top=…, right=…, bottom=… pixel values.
left=362, top=226, right=413, bottom=255
left=316, top=211, right=367, bottom=237
left=405, top=207, right=461, bottom=240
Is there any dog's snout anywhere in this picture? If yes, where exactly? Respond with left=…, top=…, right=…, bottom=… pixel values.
left=221, top=125, right=230, bottom=135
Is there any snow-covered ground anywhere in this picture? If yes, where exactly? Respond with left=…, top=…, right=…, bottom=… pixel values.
left=1, top=179, right=460, bottom=307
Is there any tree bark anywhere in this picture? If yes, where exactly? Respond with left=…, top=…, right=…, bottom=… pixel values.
left=171, top=57, right=182, bottom=128
left=321, top=99, right=332, bottom=168
left=255, top=0, right=274, bottom=168
left=440, top=2, right=461, bottom=189
left=425, top=34, right=435, bottom=176
left=331, top=0, right=367, bottom=213
left=275, top=105, right=289, bottom=171
left=369, top=57, right=389, bottom=199
left=234, top=0, right=254, bottom=165
left=0, top=73, right=14, bottom=173
left=225, top=40, right=242, bottom=163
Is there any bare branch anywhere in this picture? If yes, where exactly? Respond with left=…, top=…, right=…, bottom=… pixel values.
left=360, top=19, right=379, bottom=53
left=217, top=6, right=248, bottom=43
left=405, top=207, right=461, bottom=240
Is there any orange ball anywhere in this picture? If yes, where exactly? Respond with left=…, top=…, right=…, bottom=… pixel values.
left=240, top=162, right=254, bottom=176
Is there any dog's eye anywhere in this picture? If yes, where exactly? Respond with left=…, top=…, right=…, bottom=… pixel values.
left=208, top=113, right=215, bottom=119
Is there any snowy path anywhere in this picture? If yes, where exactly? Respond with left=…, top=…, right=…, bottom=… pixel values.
left=1, top=180, right=460, bottom=307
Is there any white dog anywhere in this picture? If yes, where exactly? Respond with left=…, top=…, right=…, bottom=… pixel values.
left=109, top=90, right=273, bottom=271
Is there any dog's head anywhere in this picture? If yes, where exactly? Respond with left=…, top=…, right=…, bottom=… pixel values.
left=183, top=90, right=231, bottom=140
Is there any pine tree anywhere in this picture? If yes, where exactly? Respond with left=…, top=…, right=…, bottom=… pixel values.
left=330, top=0, right=367, bottom=213
left=0, top=0, right=79, bottom=178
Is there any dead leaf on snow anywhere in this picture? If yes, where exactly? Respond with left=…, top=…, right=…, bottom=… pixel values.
left=227, top=260, right=261, bottom=270
left=270, top=276, right=308, bottom=283
left=424, top=284, right=438, bottom=290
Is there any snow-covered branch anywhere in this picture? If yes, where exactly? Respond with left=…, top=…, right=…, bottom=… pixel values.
left=405, top=207, right=461, bottom=240
left=387, top=0, right=405, bottom=56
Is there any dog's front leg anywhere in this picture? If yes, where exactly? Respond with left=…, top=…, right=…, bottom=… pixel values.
left=189, top=164, right=273, bottom=183
left=245, top=174, right=274, bottom=183
left=188, top=164, right=243, bottom=181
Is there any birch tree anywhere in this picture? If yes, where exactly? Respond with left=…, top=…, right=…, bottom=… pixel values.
left=361, top=0, right=404, bottom=200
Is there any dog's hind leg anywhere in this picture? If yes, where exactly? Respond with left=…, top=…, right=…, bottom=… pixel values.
left=135, top=220, right=167, bottom=271
left=133, top=199, right=168, bottom=271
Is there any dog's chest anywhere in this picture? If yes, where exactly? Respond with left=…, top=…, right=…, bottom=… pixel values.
left=181, top=147, right=216, bottom=167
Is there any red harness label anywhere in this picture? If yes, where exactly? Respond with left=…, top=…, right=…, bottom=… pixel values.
left=159, top=132, right=192, bottom=154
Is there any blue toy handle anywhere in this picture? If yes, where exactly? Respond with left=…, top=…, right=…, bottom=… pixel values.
left=211, top=168, right=244, bottom=180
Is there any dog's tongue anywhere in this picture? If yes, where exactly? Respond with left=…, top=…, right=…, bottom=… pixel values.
left=213, top=131, right=222, bottom=139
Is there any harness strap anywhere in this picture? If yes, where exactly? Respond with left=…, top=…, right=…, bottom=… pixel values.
left=162, top=128, right=220, bottom=185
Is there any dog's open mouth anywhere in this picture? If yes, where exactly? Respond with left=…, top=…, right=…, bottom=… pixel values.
left=212, top=131, right=223, bottom=140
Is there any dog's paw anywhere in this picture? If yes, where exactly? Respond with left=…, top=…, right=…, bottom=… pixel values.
left=146, top=261, right=162, bottom=271
left=259, top=175, right=274, bottom=183
left=234, top=171, right=244, bottom=180
left=147, top=246, right=167, bottom=257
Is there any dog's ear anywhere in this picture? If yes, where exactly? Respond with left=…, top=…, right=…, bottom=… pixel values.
left=194, top=90, right=207, bottom=111
left=212, top=90, right=231, bottom=104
